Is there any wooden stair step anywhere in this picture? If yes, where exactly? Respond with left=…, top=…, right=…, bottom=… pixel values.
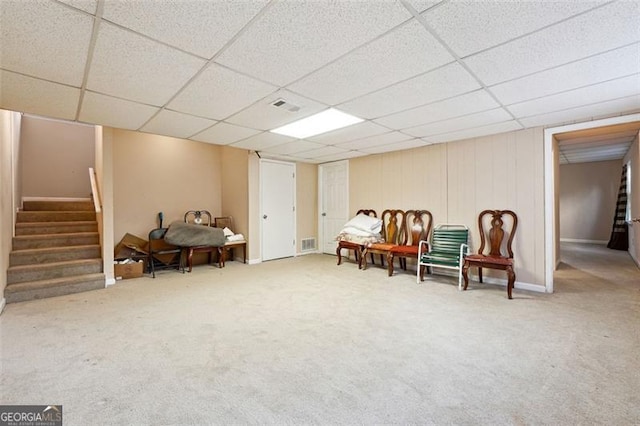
left=7, top=258, right=103, bottom=284
left=15, top=221, right=98, bottom=235
left=10, top=245, right=101, bottom=266
left=12, top=232, right=99, bottom=250
left=17, top=211, right=96, bottom=223
left=5, top=273, right=105, bottom=304
left=22, top=200, right=94, bottom=211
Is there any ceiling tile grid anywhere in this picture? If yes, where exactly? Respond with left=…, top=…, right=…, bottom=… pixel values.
left=1, top=0, right=639, bottom=165
left=88, top=22, right=206, bottom=106
left=0, top=0, right=94, bottom=86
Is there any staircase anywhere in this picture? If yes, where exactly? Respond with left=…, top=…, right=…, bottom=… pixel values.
left=5, top=199, right=105, bottom=303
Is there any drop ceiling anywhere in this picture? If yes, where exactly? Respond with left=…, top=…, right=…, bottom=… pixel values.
left=1, top=0, right=639, bottom=164
left=556, top=121, right=640, bottom=165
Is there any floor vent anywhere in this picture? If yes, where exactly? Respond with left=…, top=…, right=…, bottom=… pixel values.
left=301, top=238, right=316, bottom=252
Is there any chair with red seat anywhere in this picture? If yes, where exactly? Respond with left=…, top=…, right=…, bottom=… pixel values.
left=387, top=210, right=432, bottom=277
left=462, top=209, right=518, bottom=299
left=361, top=209, right=405, bottom=270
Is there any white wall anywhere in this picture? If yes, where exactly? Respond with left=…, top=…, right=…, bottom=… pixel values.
left=624, top=132, right=640, bottom=265
left=559, top=160, right=622, bottom=243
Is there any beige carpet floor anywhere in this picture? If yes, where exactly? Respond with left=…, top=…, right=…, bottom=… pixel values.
left=1, top=243, right=638, bottom=425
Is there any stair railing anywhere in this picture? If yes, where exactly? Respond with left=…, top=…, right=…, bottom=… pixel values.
left=89, top=167, right=101, bottom=213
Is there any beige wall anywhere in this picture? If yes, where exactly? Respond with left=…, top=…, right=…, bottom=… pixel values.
left=0, top=110, right=21, bottom=309
left=296, top=162, right=318, bottom=253
left=624, top=132, right=640, bottom=265
left=351, top=127, right=545, bottom=288
left=20, top=115, right=95, bottom=198
left=111, top=129, right=222, bottom=243
left=559, top=160, right=621, bottom=243
left=221, top=146, right=249, bottom=260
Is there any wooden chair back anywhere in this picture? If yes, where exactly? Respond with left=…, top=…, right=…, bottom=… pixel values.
left=214, top=216, right=233, bottom=230
left=184, top=210, right=212, bottom=226
left=477, top=209, right=518, bottom=258
left=402, top=210, right=433, bottom=247
left=380, top=209, right=405, bottom=244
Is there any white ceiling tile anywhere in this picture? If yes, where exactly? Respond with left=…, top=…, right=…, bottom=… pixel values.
left=57, top=0, right=97, bottom=14
left=335, top=131, right=412, bottom=150
left=428, top=121, right=523, bottom=144
left=508, top=74, right=640, bottom=118
left=359, top=138, right=429, bottom=154
left=226, top=89, right=327, bottom=130
left=307, top=121, right=389, bottom=145
left=491, top=44, right=640, bottom=106
left=289, top=20, right=453, bottom=105
left=140, top=110, right=217, bottom=139
left=340, top=63, right=480, bottom=119
left=167, top=63, right=277, bottom=121
left=374, top=89, right=499, bottom=129
left=88, top=22, right=206, bottom=106
left=405, top=1, right=442, bottom=13
left=404, top=108, right=513, bottom=138
left=423, top=1, right=600, bottom=57
left=102, top=0, right=268, bottom=58
left=0, top=71, right=79, bottom=120
left=0, top=0, right=93, bottom=86
left=519, top=95, right=640, bottom=128
left=262, top=140, right=325, bottom=156
left=230, top=132, right=295, bottom=151
left=297, top=146, right=349, bottom=159
left=215, top=0, right=412, bottom=86
left=316, top=150, right=370, bottom=163
left=464, top=1, right=640, bottom=85
left=79, top=91, right=159, bottom=130
left=190, top=122, right=261, bottom=145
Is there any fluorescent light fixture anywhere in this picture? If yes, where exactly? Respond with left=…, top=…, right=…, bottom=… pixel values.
left=270, top=108, right=364, bottom=139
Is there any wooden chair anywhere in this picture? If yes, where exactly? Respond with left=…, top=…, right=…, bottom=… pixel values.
left=336, top=209, right=378, bottom=269
left=183, top=210, right=218, bottom=272
left=148, top=228, right=183, bottom=278
left=361, top=209, right=405, bottom=270
left=214, top=216, right=247, bottom=267
left=462, top=210, right=518, bottom=299
left=387, top=210, right=432, bottom=277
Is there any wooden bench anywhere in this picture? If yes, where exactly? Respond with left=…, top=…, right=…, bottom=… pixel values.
left=417, top=224, right=469, bottom=289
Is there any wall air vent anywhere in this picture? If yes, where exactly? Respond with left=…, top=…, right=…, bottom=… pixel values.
left=301, top=238, right=316, bottom=252
left=270, top=98, right=301, bottom=113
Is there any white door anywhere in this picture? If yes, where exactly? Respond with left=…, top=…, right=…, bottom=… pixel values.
left=319, top=161, right=349, bottom=254
left=261, top=160, right=296, bottom=261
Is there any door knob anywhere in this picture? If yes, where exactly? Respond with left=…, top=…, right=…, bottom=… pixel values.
left=322, top=212, right=326, bottom=217
left=263, top=215, right=268, bottom=219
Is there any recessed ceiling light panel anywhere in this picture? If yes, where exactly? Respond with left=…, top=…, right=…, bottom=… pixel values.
left=270, top=108, right=363, bottom=139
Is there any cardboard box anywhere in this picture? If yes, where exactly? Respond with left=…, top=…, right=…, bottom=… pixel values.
left=114, top=261, right=144, bottom=279
left=114, top=233, right=149, bottom=259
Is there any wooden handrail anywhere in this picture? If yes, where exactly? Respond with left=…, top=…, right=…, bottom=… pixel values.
left=89, top=167, right=101, bottom=213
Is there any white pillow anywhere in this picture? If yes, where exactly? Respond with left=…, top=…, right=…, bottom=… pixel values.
left=343, top=214, right=382, bottom=233
left=222, top=226, right=234, bottom=237
left=341, top=226, right=377, bottom=237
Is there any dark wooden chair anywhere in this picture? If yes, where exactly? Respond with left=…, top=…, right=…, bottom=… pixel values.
left=462, top=210, right=518, bottom=299
left=336, top=209, right=378, bottom=269
left=387, top=210, right=433, bottom=277
left=148, top=228, right=183, bottom=278
left=214, top=216, right=247, bottom=267
left=183, top=210, right=218, bottom=272
left=361, top=209, right=405, bottom=270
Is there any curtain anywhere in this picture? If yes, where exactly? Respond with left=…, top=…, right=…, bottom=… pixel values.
left=607, top=165, right=629, bottom=251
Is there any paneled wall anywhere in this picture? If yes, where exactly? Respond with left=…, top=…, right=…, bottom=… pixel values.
left=624, top=133, right=640, bottom=265
left=350, top=127, right=545, bottom=288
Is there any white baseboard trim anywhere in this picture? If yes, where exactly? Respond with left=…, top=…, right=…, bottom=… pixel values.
left=248, top=258, right=262, bottom=265
left=426, top=267, right=546, bottom=293
left=560, top=238, right=608, bottom=245
left=296, top=250, right=320, bottom=256
left=105, top=278, right=116, bottom=287
left=22, top=196, right=92, bottom=202
left=0, top=297, right=6, bottom=315
left=630, top=252, right=640, bottom=269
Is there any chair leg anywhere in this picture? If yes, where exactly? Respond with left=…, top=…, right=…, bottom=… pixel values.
left=387, top=252, right=394, bottom=277
left=506, top=266, right=515, bottom=300
left=418, top=264, right=425, bottom=283
left=361, top=249, right=369, bottom=270
left=478, top=267, right=483, bottom=283
left=462, top=262, right=470, bottom=291
left=357, top=248, right=364, bottom=269
left=336, top=245, right=342, bottom=265
left=187, top=248, right=194, bottom=273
